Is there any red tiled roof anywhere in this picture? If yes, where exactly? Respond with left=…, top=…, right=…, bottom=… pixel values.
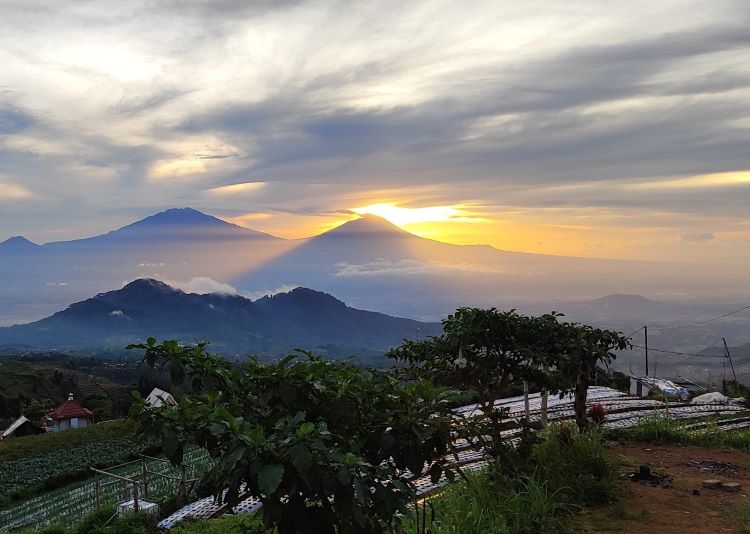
left=49, top=399, right=94, bottom=420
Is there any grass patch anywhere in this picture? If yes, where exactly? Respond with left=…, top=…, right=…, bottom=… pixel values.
left=608, top=415, right=750, bottom=450
left=404, top=424, right=618, bottom=534
left=171, top=514, right=270, bottom=533
left=732, top=504, right=750, bottom=534
left=534, top=424, right=619, bottom=506
left=403, top=470, right=570, bottom=534
left=20, top=507, right=270, bottom=534
left=15, top=505, right=156, bottom=534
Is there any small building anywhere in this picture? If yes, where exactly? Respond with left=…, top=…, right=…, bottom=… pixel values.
left=145, top=387, right=177, bottom=408
left=1, top=415, right=45, bottom=440
left=629, top=376, right=689, bottom=400
left=49, top=394, right=94, bottom=432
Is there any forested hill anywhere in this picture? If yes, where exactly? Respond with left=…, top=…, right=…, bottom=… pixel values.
left=0, top=279, right=440, bottom=361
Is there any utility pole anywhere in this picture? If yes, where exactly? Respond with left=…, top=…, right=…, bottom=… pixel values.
left=644, top=326, right=649, bottom=377
left=722, top=338, right=738, bottom=384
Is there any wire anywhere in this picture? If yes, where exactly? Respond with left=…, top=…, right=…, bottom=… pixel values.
left=625, top=326, right=645, bottom=339
left=630, top=343, right=721, bottom=358
left=657, top=303, right=750, bottom=330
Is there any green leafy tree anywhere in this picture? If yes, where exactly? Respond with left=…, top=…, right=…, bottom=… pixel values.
left=389, top=308, right=629, bottom=437
left=82, top=395, right=111, bottom=421
left=22, top=399, right=47, bottom=423
left=128, top=339, right=454, bottom=534
left=388, top=308, right=546, bottom=455
left=542, top=320, right=630, bottom=430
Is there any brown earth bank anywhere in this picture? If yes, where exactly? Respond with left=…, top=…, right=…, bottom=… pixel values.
left=573, top=441, right=750, bottom=533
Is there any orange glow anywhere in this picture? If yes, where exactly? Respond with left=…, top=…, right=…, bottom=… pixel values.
left=351, top=202, right=486, bottom=226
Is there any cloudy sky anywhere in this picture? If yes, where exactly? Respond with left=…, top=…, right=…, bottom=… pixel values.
left=1, top=0, right=749, bottom=261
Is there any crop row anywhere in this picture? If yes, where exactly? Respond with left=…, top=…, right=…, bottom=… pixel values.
left=0, top=447, right=213, bottom=531
left=0, top=437, right=147, bottom=497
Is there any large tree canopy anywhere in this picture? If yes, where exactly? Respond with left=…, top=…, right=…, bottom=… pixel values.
left=129, top=339, right=454, bottom=534
left=388, top=308, right=629, bottom=432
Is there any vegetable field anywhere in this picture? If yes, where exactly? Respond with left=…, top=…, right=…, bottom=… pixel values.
left=0, top=447, right=213, bottom=531
left=0, top=437, right=145, bottom=497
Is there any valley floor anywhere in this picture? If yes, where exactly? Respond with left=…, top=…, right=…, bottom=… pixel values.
left=574, top=441, right=750, bottom=533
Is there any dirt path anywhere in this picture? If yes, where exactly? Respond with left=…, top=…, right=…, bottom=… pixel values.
left=574, top=441, right=750, bottom=533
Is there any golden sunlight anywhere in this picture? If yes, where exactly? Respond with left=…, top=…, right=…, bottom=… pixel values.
left=208, top=182, right=266, bottom=195
left=351, top=203, right=485, bottom=226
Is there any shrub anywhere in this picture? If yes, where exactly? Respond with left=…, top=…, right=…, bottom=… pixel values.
left=532, top=424, right=618, bottom=506
left=130, top=339, right=454, bottom=534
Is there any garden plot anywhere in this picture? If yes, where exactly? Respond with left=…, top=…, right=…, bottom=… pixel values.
left=0, top=447, right=212, bottom=532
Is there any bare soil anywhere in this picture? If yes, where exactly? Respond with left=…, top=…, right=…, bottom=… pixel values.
left=573, top=441, right=750, bottom=533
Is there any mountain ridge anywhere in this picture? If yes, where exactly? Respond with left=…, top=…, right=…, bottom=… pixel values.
left=0, top=279, right=439, bottom=361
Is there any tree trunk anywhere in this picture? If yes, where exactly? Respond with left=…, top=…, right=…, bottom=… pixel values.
left=574, top=366, right=589, bottom=430
left=540, top=364, right=550, bottom=428
left=523, top=381, right=530, bottom=420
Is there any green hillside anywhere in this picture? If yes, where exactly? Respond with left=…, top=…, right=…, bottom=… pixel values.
left=0, top=358, right=135, bottom=420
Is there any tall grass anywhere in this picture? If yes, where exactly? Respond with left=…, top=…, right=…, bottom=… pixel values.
left=404, top=470, right=569, bottom=534
left=533, top=424, right=619, bottom=506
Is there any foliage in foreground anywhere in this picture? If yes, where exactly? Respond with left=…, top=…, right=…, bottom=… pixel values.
left=129, top=339, right=454, bottom=534
left=608, top=414, right=750, bottom=450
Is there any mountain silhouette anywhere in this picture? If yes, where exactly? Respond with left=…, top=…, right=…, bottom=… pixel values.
left=0, top=236, right=40, bottom=253
left=0, top=279, right=438, bottom=360
left=0, top=207, right=686, bottom=326
left=47, top=207, right=279, bottom=247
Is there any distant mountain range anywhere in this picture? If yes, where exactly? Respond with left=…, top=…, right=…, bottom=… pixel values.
left=0, top=279, right=439, bottom=361
left=0, top=207, right=741, bottom=326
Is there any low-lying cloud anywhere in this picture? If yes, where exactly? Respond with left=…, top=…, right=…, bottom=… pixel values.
left=167, top=277, right=239, bottom=295
left=241, top=284, right=299, bottom=301
left=334, top=259, right=509, bottom=278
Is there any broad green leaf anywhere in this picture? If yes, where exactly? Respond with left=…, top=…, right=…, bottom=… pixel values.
left=258, top=464, right=284, bottom=496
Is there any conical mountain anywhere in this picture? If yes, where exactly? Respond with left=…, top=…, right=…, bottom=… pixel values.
left=47, top=207, right=279, bottom=247
left=0, top=236, right=39, bottom=253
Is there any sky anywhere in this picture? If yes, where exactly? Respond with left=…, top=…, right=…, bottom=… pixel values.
left=0, top=0, right=749, bottom=262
